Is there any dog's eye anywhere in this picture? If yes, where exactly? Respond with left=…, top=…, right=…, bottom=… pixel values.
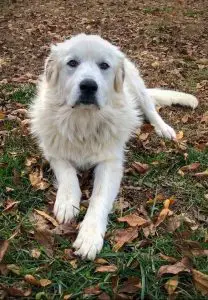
left=99, top=62, right=110, bottom=70
left=67, top=60, right=79, bottom=68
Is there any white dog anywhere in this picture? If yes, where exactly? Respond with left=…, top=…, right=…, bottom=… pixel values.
left=30, top=34, right=198, bottom=260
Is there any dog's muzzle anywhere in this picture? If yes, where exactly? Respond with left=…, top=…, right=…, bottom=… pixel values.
left=76, top=79, right=98, bottom=106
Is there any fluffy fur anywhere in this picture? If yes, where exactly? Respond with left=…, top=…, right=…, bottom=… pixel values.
left=30, top=34, right=198, bottom=259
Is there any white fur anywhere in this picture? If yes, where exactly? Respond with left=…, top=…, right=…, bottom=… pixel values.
left=30, top=34, right=198, bottom=260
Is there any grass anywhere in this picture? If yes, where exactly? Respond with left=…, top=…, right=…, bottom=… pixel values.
left=0, top=85, right=208, bottom=299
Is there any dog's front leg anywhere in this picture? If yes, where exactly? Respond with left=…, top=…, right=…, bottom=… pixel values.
left=73, top=159, right=123, bottom=260
left=50, top=158, right=81, bottom=223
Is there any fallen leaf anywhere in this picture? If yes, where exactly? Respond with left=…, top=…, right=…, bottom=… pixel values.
left=180, top=162, right=200, bottom=173
left=154, top=208, right=173, bottom=228
left=146, top=193, right=165, bottom=205
left=63, top=295, right=72, bottom=300
left=84, top=284, right=101, bottom=296
left=64, top=248, right=77, bottom=260
left=0, top=240, right=9, bottom=262
left=98, top=292, right=111, bottom=299
left=182, top=115, right=189, bottom=123
left=24, top=274, right=40, bottom=286
left=30, top=248, right=41, bottom=259
left=164, top=275, right=179, bottom=295
left=5, top=187, right=14, bottom=192
left=0, top=284, right=31, bottom=297
left=118, top=277, right=141, bottom=294
left=192, top=269, right=208, bottom=296
left=34, top=209, right=58, bottom=227
left=201, top=112, right=208, bottom=124
left=7, top=264, right=20, bottom=275
left=139, top=132, right=149, bottom=141
left=25, top=157, right=38, bottom=167
left=69, top=259, right=78, bottom=269
left=29, top=169, right=50, bottom=190
left=53, top=222, right=78, bottom=239
left=0, top=111, right=5, bottom=119
left=142, top=223, right=156, bottom=237
left=0, top=264, right=8, bottom=275
left=158, top=257, right=192, bottom=277
left=112, top=227, right=138, bottom=251
left=95, top=265, right=118, bottom=273
left=3, top=199, right=19, bottom=213
left=34, top=228, right=54, bottom=257
left=118, top=214, right=149, bottom=227
left=95, top=258, right=108, bottom=265
left=132, top=161, right=150, bottom=174
left=194, top=169, right=208, bottom=178
left=166, top=215, right=181, bottom=233
left=159, top=253, right=178, bottom=263
left=176, top=240, right=208, bottom=257
left=176, top=131, right=184, bottom=140
left=39, top=279, right=52, bottom=287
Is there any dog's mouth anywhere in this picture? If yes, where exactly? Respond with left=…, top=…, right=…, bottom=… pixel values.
left=73, top=95, right=100, bottom=108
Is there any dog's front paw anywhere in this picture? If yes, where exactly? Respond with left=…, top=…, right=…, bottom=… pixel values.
left=73, top=219, right=104, bottom=260
left=155, top=122, right=176, bottom=140
left=54, top=189, right=80, bottom=224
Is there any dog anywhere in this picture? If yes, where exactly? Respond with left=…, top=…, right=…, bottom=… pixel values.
left=30, top=34, right=198, bottom=260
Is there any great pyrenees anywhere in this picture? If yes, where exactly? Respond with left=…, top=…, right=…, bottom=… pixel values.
left=30, top=34, right=198, bottom=259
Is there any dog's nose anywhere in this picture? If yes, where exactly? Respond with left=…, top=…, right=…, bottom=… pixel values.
left=80, top=79, right=98, bottom=94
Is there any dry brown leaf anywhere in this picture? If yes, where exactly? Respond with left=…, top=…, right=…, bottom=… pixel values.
left=64, top=248, right=76, bottom=260
left=112, top=227, right=138, bottom=251
left=29, top=169, right=50, bottom=190
left=132, top=161, right=150, bottom=174
left=95, top=265, right=118, bottom=273
left=84, top=284, right=101, bottom=296
left=63, top=295, right=72, bottom=300
left=69, top=259, right=78, bottom=269
left=0, top=284, right=31, bottom=297
left=194, top=169, right=208, bottom=178
left=176, top=131, right=184, bottom=140
left=180, top=162, right=200, bottom=173
left=0, top=264, right=8, bottom=275
left=34, top=209, right=58, bottom=227
left=0, top=111, right=5, bottom=120
left=176, top=240, right=208, bottom=257
left=30, top=248, right=41, bottom=259
left=146, top=194, right=165, bottom=205
left=0, top=240, right=9, bottom=262
left=25, top=157, right=38, bottom=167
left=39, top=278, right=52, bottom=287
left=95, top=258, right=108, bottom=265
left=98, top=292, right=111, bottom=300
left=192, top=269, right=208, bottom=296
left=159, top=253, right=178, bottom=263
left=24, top=274, right=40, bottom=286
left=118, top=277, right=141, bottom=294
left=3, top=199, right=19, bottom=213
left=7, top=264, right=20, bottom=275
left=118, top=214, right=149, bottom=227
left=182, top=115, right=189, bottom=123
left=139, top=132, right=149, bottom=141
left=34, top=228, right=54, bottom=257
left=164, top=275, right=179, bottom=295
left=142, top=223, right=156, bottom=237
left=154, top=208, right=173, bottom=227
left=53, top=223, right=78, bottom=239
left=158, top=257, right=192, bottom=277
left=166, top=215, right=181, bottom=233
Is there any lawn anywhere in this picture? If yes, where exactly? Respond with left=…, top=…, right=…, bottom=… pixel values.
left=0, top=0, right=208, bottom=299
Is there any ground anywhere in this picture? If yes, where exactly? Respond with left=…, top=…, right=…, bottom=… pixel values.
left=0, top=0, right=208, bottom=299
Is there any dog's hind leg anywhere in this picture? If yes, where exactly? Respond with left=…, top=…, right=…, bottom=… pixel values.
left=124, top=59, right=176, bottom=139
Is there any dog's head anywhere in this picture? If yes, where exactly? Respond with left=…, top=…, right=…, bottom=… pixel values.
left=44, top=34, right=125, bottom=108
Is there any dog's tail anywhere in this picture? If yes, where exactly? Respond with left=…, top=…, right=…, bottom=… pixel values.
left=147, top=89, right=198, bottom=109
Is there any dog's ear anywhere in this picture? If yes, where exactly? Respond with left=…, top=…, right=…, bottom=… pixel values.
left=114, top=61, right=125, bottom=93
left=44, top=47, right=59, bottom=85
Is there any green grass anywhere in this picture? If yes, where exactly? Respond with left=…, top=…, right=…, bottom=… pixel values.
left=0, top=84, right=208, bottom=299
